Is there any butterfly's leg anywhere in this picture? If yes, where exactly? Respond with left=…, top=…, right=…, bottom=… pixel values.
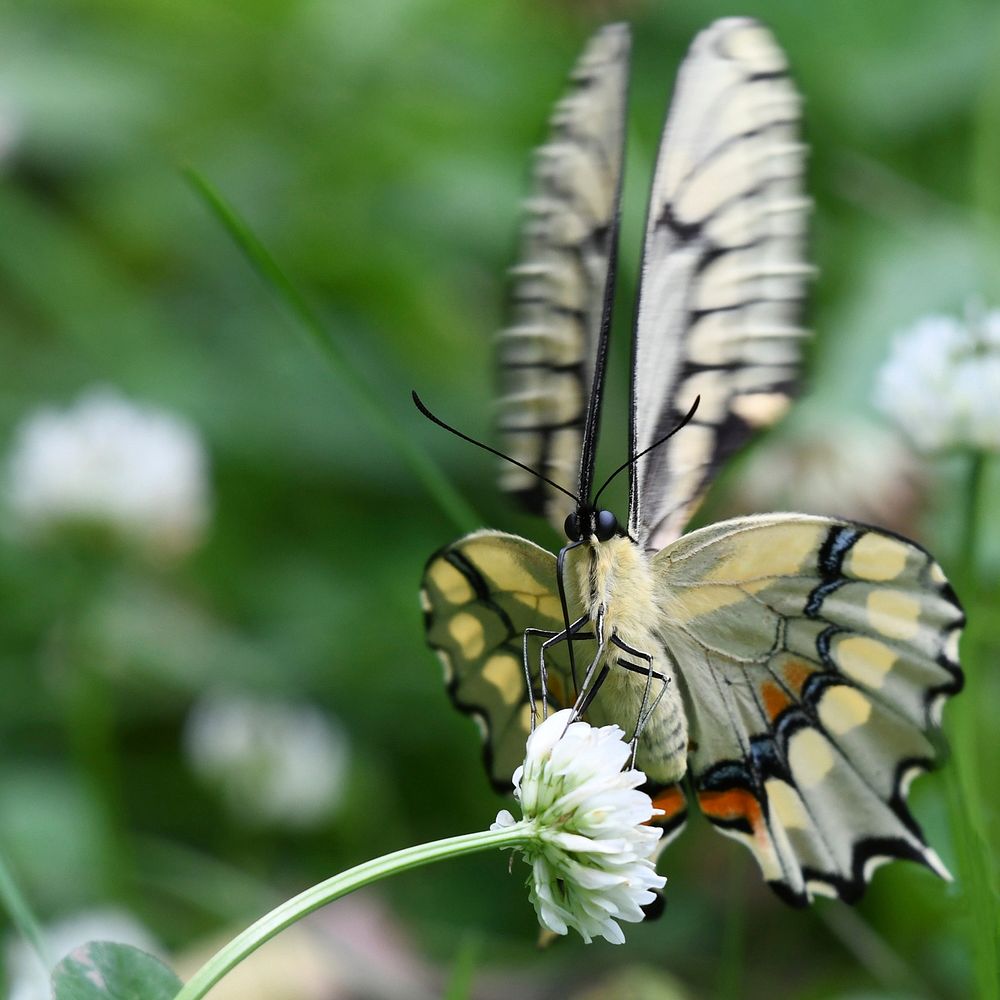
left=524, top=616, right=592, bottom=728
left=568, top=606, right=609, bottom=724
left=522, top=626, right=558, bottom=730
left=611, top=635, right=670, bottom=765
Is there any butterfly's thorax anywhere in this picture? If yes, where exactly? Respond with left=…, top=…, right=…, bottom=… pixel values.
left=567, top=536, right=689, bottom=783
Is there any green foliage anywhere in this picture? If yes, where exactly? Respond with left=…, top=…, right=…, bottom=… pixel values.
left=51, top=942, right=181, bottom=1000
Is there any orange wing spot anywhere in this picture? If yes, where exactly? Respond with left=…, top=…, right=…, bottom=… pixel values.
left=698, top=788, right=762, bottom=828
left=651, top=785, right=686, bottom=820
left=783, top=659, right=816, bottom=696
left=761, top=680, right=793, bottom=721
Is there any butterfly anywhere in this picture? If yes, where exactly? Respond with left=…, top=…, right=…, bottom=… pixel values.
left=419, top=18, right=964, bottom=906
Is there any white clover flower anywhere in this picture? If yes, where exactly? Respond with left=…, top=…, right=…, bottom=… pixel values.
left=183, top=693, right=349, bottom=829
left=874, top=308, right=1000, bottom=452
left=5, top=386, right=210, bottom=559
left=492, top=709, right=666, bottom=944
left=5, top=907, right=159, bottom=1000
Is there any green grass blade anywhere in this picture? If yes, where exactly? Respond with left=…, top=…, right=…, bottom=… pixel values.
left=0, top=845, right=49, bottom=966
left=182, top=167, right=479, bottom=536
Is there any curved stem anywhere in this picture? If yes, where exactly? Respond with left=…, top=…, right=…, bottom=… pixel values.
left=173, top=824, right=531, bottom=1000
left=958, top=450, right=986, bottom=586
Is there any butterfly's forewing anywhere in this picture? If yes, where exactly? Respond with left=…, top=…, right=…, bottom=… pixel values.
left=629, top=19, right=812, bottom=552
left=421, top=530, right=581, bottom=789
left=497, top=24, right=630, bottom=532
left=654, top=514, right=963, bottom=904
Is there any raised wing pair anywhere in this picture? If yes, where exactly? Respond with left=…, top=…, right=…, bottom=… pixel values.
left=420, top=18, right=963, bottom=906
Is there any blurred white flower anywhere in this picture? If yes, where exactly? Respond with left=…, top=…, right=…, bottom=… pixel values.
left=874, top=308, right=1000, bottom=452
left=492, top=709, right=665, bottom=945
left=183, top=693, right=349, bottom=829
left=5, top=907, right=159, bottom=1000
left=5, top=387, right=210, bottom=559
left=735, top=411, right=924, bottom=532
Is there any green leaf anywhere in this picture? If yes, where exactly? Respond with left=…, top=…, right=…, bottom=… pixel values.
left=51, top=941, right=182, bottom=1000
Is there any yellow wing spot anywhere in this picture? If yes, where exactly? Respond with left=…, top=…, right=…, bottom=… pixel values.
left=867, top=589, right=921, bottom=641
left=847, top=534, right=909, bottom=582
left=788, top=728, right=834, bottom=789
left=463, top=542, right=543, bottom=596
left=707, top=523, right=824, bottom=582
left=818, top=685, right=872, bottom=736
left=448, top=611, right=486, bottom=658
left=730, top=392, right=791, bottom=428
left=427, top=559, right=474, bottom=605
left=419, top=588, right=432, bottom=614
left=765, top=778, right=810, bottom=830
left=482, top=654, right=524, bottom=706
left=834, top=635, right=896, bottom=689
left=928, top=562, right=947, bottom=585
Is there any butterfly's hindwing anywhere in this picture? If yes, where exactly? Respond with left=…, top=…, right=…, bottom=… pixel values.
left=421, top=530, right=580, bottom=789
left=655, top=514, right=963, bottom=904
left=629, top=18, right=812, bottom=551
left=497, top=23, right=630, bottom=531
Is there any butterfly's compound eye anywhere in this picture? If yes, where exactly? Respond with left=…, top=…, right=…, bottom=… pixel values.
left=564, top=511, right=583, bottom=541
left=595, top=509, right=618, bottom=541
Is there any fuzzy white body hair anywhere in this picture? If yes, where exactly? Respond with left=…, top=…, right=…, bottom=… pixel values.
left=567, top=536, right=689, bottom=783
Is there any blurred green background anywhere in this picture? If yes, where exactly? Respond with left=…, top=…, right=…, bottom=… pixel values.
left=1, top=1, right=998, bottom=998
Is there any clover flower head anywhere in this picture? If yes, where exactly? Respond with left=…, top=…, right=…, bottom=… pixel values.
left=5, top=386, right=211, bottom=559
left=183, top=692, right=350, bottom=829
left=874, top=307, right=1000, bottom=453
left=492, top=709, right=666, bottom=944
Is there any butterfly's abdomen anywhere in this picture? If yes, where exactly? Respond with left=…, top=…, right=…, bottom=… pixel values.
left=572, top=537, right=690, bottom=784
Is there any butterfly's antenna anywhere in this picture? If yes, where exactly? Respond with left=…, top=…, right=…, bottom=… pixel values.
left=412, top=391, right=581, bottom=504
left=592, top=395, right=701, bottom=507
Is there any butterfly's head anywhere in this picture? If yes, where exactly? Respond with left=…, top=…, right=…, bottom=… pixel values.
left=564, top=506, right=620, bottom=543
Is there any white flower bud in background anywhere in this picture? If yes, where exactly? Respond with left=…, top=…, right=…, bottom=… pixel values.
left=5, top=907, right=160, bottom=1000
left=183, top=693, right=349, bottom=829
left=874, top=307, right=1000, bottom=453
left=492, top=709, right=666, bottom=945
left=4, top=387, right=211, bottom=560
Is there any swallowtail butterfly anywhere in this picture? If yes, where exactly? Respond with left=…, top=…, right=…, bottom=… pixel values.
left=420, top=19, right=963, bottom=905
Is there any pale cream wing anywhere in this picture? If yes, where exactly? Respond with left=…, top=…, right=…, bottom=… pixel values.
left=630, top=19, right=811, bottom=551
left=653, top=514, right=963, bottom=905
left=497, top=23, right=630, bottom=531
left=421, top=530, right=580, bottom=789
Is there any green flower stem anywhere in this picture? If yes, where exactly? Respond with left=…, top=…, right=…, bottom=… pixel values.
left=63, top=653, right=134, bottom=901
left=173, top=824, right=531, bottom=1000
left=183, top=167, right=479, bottom=536
left=947, top=449, right=999, bottom=1000
left=958, top=450, right=986, bottom=585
